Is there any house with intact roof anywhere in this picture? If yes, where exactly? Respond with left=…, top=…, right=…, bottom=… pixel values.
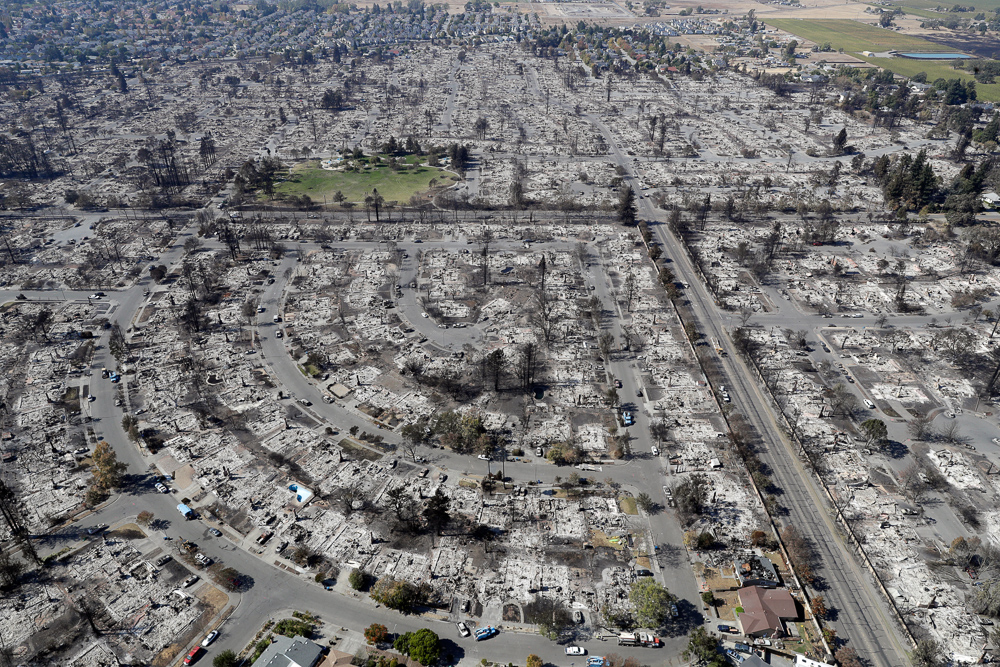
left=736, top=585, right=798, bottom=638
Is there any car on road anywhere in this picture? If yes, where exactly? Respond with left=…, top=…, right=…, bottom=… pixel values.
left=670, top=603, right=679, bottom=618
left=183, top=575, right=199, bottom=587
left=992, top=438, right=1000, bottom=445
left=201, top=631, right=219, bottom=647
left=89, top=293, right=102, bottom=299
left=183, top=647, right=203, bottom=665
left=636, top=389, right=642, bottom=397
left=565, top=647, right=586, bottom=656
left=257, top=306, right=265, bottom=313
left=588, top=658, right=606, bottom=667
left=717, top=625, right=737, bottom=634
left=457, top=622, right=471, bottom=637
left=474, top=627, right=498, bottom=641
left=87, top=395, right=95, bottom=402
left=154, top=482, right=169, bottom=493
left=421, top=312, right=428, bottom=318
left=622, top=411, right=634, bottom=426
left=208, top=528, right=222, bottom=537
left=87, top=524, right=106, bottom=535
left=297, top=398, right=312, bottom=407
left=650, top=446, right=659, bottom=456
left=477, top=454, right=490, bottom=460
left=864, top=399, right=876, bottom=410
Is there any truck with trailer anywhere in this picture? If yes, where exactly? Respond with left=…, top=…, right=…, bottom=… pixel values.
left=617, top=632, right=662, bottom=648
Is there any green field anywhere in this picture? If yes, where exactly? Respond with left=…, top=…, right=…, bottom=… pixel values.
left=766, top=18, right=954, bottom=52
left=274, top=160, right=456, bottom=204
left=856, top=55, right=1000, bottom=100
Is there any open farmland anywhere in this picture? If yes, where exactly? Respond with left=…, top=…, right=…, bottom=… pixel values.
left=766, top=18, right=955, bottom=52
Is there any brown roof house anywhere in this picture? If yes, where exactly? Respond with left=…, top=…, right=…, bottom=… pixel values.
left=736, top=585, right=798, bottom=638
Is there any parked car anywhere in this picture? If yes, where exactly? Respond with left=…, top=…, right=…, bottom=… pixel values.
left=183, top=647, right=203, bottom=665
left=457, top=622, right=471, bottom=637
left=208, top=528, right=222, bottom=537
left=474, top=627, right=498, bottom=641
left=717, top=625, right=737, bottom=634
left=155, top=482, right=169, bottom=493
left=155, top=555, right=172, bottom=567
left=864, top=399, right=876, bottom=410
left=87, top=524, right=106, bottom=535
left=201, top=631, right=219, bottom=647
left=477, top=454, right=490, bottom=460
left=183, top=575, right=199, bottom=587
left=565, top=647, right=586, bottom=656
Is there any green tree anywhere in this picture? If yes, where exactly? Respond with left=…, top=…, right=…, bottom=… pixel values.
left=636, top=492, right=655, bottom=513
left=617, top=185, right=637, bottom=226
left=861, top=418, right=888, bottom=447
left=422, top=489, right=451, bottom=534
left=91, top=441, right=127, bottom=490
left=213, top=650, right=238, bottom=667
left=683, top=627, right=726, bottom=667
left=349, top=568, right=368, bottom=591
left=527, top=655, right=543, bottom=667
left=370, top=576, right=421, bottom=612
left=393, top=628, right=441, bottom=666
left=629, top=578, right=673, bottom=628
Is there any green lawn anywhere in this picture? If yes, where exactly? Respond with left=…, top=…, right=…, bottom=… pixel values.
left=274, top=160, right=456, bottom=204
left=766, top=18, right=954, bottom=52
left=855, top=55, right=1000, bottom=100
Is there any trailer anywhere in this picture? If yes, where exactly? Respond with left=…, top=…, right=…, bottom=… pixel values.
left=177, top=503, right=194, bottom=519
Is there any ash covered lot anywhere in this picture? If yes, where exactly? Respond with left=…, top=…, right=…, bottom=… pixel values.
left=3, top=12, right=1000, bottom=666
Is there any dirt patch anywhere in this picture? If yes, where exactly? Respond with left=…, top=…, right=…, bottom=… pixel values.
left=589, top=528, right=627, bottom=549
left=713, top=589, right=742, bottom=621
left=338, top=438, right=382, bottom=461
left=502, top=603, right=522, bottom=622
left=108, top=523, right=146, bottom=540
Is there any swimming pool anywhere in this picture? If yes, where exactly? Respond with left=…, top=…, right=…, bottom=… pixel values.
left=898, top=52, right=972, bottom=59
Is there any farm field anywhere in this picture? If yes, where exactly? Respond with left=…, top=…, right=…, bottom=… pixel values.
left=766, top=18, right=954, bottom=52
left=274, top=160, right=455, bottom=204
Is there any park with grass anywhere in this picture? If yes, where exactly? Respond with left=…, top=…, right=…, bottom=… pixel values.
left=273, top=156, right=458, bottom=205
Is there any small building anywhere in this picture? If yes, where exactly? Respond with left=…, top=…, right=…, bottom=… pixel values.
left=329, top=383, right=352, bottom=399
left=982, top=192, right=1000, bottom=208
left=733, top=555, right=781, bottom=588
left=254, top=635, right=324, bottom=667
left=736, top=585, right=798, bottom=637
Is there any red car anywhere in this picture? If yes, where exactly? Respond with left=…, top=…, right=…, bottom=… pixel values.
left=184, top=647, right=203, bottom=665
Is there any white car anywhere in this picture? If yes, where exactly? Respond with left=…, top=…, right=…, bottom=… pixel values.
left=201, top=630, right=219, bottom=647
left=154, top=482, right=169, bottom=493
left=651, top=446, right=659, bottom=456
left=89, top=294, right=102, bottom=299
left=477, top=454, right=490, bottom=460
left=565, top=647, right=586, bottom=656
left=457, top=622, right=471, bottom=637
left=864, top=399, right=876, bottom=410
